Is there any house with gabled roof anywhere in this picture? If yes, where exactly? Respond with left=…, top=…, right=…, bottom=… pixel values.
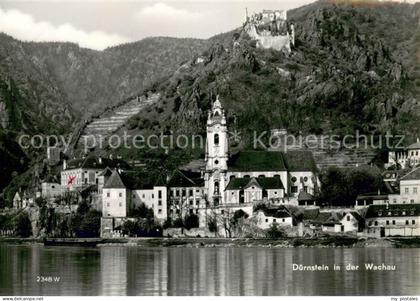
left=254, top=205, right=294, bottom=229
left=102, top=169, right=167, bottom=220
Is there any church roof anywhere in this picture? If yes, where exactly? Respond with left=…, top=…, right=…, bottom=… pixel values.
left=225, top=176, right=284, bottom=190
left=283, top=151, right=318, bottom=172
left=400, top=167, right=420, bottom=181
left=228, top=151, right=287, bottom=172
left=168, top=170, right=204, bottom=187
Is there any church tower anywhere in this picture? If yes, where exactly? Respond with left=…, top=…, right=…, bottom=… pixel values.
left=204, top=95, right=228, bottom=206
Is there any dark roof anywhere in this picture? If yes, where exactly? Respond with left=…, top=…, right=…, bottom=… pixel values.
left=407, top=141, right=420, bottom=150
left=356, top=193, right=388, bottom=201
left=98, top=167, right=113, bottom=177
left=298, top=191, right=313, bottom=201
left=103, top=170, right=164, bottom=190
left=304, top=211, right=342, bottom=225
left=225, top=177, right=284, bottom=190
left=103, top=170, right=126, bottom=189
left=283, top=151, right=318, bottom=172
left=66, top=156, right=131, bottom=170
left=345, top=212, right=364, bottom=223
left=228, top=151, right=287, bottom=172
left=400, top=168, right=420, bottom=181
left=365, top=204, right=420, bottom=218
left=168, top=170, right=204, bottom=187
left=257, top=208, right=291, bottom=218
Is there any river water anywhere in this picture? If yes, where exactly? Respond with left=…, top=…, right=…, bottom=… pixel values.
left=0, top=244, right=419, bottom=296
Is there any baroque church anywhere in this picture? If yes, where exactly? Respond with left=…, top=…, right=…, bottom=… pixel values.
left=202, top=96, right=320, bottom=211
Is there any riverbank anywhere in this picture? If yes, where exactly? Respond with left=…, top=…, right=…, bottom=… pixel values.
left=1, top=236, right=420, bottom=248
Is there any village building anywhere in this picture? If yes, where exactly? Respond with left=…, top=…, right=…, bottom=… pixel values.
left=255, top=207, right=294, bottom=229
left=365, top=204, right=420, bottom=237
left=102, top=170, right=167, bottom=220
left=167, top=170, right=205, bottom=219
left=397, top=168, right=420, bottom=204
left=60, top=155, right=130, bottom=191
left=40, top=182, right=62, bottom=199
left=357, top=167, right=420, bottom=208
left=386, top=138, right=420, bottom=169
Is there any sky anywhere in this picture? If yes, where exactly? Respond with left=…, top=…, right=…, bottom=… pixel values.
left=0, top=0, right=319, bottom=50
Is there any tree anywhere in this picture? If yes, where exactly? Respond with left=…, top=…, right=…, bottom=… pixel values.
left=76, top=210, right=101, bottom=238
left=14, top=212, right=32, bottom=237
left=184, top=214, right=199, bottom=230
left=265, top=223, right=285, bottom=239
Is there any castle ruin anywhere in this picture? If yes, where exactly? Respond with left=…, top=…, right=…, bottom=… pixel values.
left=244, top=9, right=295, bottom=53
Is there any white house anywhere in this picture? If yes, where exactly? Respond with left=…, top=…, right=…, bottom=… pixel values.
left=255, top=207, right=293, bottom=229
left=339, top=212, right=364, bottom=233
left=398, top=168, right=420, bottom=204
left=102, top=170, right=168, bottom=221
left=365, top=204, right=420, bottom=237
left=386, top=138, right=420, bottom=169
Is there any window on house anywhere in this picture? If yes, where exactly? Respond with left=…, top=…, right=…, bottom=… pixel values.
left=374, top=221, right=378, bottom=226
left=405, top=188, right=409, bottom=194
left=282, top=218, right=285, bottom=222
left=189, top=189, right=193, bottom=197
left=182, top=190, right=186, bottom=197
left=196, top=200, right=200, bottom=206
left=265, top=219, right=268, bottom=222
left=158, top=190, right=162, bottom=198
left=386, top=220, right=389, bottom=225
left=413, top=220, right=416, bottom=225
left=189, top=200, right=193, bottom=205
left=107, top=203, right=110, bottom=207
left=158, top=200, right=162, bottom=206
left=176, top=190, right=179, bottom=197
left=291, top=177, right=297, bottom=183
left=107, top=192, right=110, bottom=197
left=414, top=188, right=418, bottom=194
left=152, top=194, right=154, bottom=199
left=158, top=209, right=162, bottom=214
left=291, top=186, right=298, bottom=193
left=392, top=220, right=396, bottom=225
left=119, top=193, right=122, bottom=197
left=119, top=202, right=122, bottom=207
left=406, top=220, right=409, bottom=225
left=85, top=178, right=88, bottom=184
left=411, top=200, right=415, bottom=204
left=273, top=219, right=276, bottom=223
left=347, top=215, right=350, bottom=221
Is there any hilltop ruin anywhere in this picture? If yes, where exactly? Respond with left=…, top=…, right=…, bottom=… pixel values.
left=244, top=9, right=295, bottom=53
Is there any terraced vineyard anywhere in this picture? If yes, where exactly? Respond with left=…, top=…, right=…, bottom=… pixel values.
left=77, top=93, right=160, bottom=149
